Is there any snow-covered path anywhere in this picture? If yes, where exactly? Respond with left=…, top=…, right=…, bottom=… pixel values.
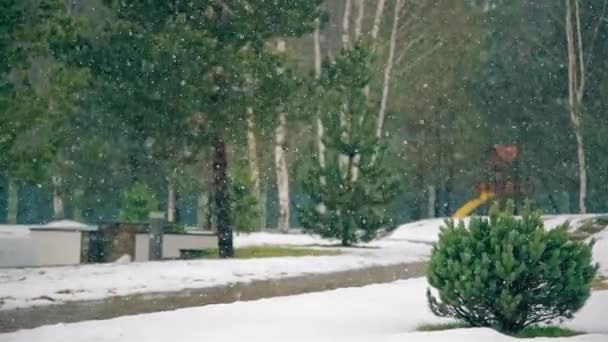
left=0, top=241, right=431, bottom=311
left=1, top=214, right=606, bottom=311
left=2, top=277, right=606, bottom=342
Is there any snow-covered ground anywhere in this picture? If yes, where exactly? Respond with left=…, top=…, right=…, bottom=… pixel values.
left=388, top=215, right=608, bottom=275
left=0, top=214, right=605, bottom=311
left=0, top=240, right=430, bottom=311
left=2, top=277, right=606, bottom=342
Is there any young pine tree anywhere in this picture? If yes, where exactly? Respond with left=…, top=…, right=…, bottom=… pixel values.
left=299, top=44, right=401, bottom=246
left=427, top=201, right=598, bottom=333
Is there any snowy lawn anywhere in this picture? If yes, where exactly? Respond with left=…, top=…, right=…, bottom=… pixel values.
left=1, top=214, right=605, bottom=311
left=0, top=239, right=430, bottom=311
left=1, top=277, right=606, bottom=342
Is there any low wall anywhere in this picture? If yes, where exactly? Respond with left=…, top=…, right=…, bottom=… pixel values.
left=0, top=227, right=81, bottom=267
left=30, top=230, right=82, bottom=266
left=0, top=261, right=427, bottom=332
left=0, top=227, right=34, bottom=267
left=134, top=233, right=218, bottom=261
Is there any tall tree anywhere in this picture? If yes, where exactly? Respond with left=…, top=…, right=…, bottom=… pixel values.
left=66, top=0, right=323, bottom=256
left=274, top=40, right=290, bottom=232
left=300, top=44, right=400, bottom=246
left=563, top=0, right=607, bottom=213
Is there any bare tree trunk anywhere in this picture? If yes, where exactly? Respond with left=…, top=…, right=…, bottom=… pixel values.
left=197, top=192, right=208, bottom=229
left=339, top=0, right=353, bottom=178
left=363, top=0, right=386, bottom=99
left=275, top=40, right=290, bottom=232
left=427, top=185, right=436, bottom=218
left=52, top=176, right=65, bottom=220
left=349, top=0, right=367, bottom=183
left=313, top=19, right=328, bottom=215
left=246, top=106, right=265, bottom=229
left=371, top=0, right=402, bottom=166
left=565, top=0, right=588, bottom=213
left=371, top=0, right=386, bottom=39
left=7, top=180, right=17, bottom=224
left=167, top=183, right=176, bottom=223
left=342, top=0, right=352, bottom=50
left=354, top=0, right=365, bottom=40
left=314, top=19, right=325, bottom=172
left=212, top=133, right=233, bottom=258
left=275, top=111, right=290, bottom=232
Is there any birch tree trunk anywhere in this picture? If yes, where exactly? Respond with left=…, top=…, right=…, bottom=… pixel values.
left=167, top=183, right=176, bottom=223
left=342, top=0, right=352, bottom=50
left=313, top=18, right=328, bottom=215
left=314, top=19, right=325, bottom=171
left=349, top=0, right=367, bottom=182
left=362, top=0, right=386, bottom=99
left=7, top=180, right=17, bottom=224
left=367, top=0, right=403, bottom=166
left=354, top=0, right=365, bottom=40
left=275, top=39, right=290, bottom=232
left=339, top=0, right=353, bottom=178
left=275, top=111, right=290, bottom=232
left=197, top=192, right=208, bottom=229
left=52, top=176, right=65, bottom=220
left=376, top=0, right=402, bottom=141
left=427, top=185, right=436, bottom=218
left=371, top=0, right=386, bottom=38
left=246, top=106, right=265, bottom=229
left=565, top=0, right=588, bottom=213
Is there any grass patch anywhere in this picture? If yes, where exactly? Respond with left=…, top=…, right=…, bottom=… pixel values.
left=513, top=326, right=582, bottom=338
left=182, top=246, right=341, bottom=259
left=416, top=323, right=582, bottom=338
left=416, top=322, right=468, bottom=332
left=592, top=275, right=608, bottom=291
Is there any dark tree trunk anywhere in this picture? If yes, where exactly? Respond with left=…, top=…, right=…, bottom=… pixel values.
left=212, top=134, right=234, bottom=258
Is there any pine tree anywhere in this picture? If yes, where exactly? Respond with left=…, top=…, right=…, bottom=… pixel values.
left=119, top=182, right=160, bottom=223
left=427, top=201, right=598, bottom=333
left=64, top=0, right=323, bottom=257
left=230, top=158, right=260, bottom=234
left=299, top=43, right=401, bottom=246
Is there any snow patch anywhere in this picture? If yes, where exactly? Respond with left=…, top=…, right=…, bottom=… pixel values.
left=1, top=277, right=606, bottom=342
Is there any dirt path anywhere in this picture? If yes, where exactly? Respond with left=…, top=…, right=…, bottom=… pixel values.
left=0, top=261, right=427, bottom=333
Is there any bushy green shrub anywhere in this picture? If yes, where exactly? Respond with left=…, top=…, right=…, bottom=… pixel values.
left=427, top=202, right=598, bottom=333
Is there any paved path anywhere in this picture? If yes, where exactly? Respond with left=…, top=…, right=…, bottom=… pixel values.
left=0, top=261, right=427, bottom=333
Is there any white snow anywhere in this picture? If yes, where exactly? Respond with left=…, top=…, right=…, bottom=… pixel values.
left=388, top=214, right=607, bottom=244
left=2, top=277, right=606, bottom=342
left=593, top=229, right=608, bottom=274
left=0, top=214, right=605, bottom=311
left=234, top=231, right=336, bottom=247
left=0, top=226, right=31, bottom=238
left=0, top=240, right=430, bottom=311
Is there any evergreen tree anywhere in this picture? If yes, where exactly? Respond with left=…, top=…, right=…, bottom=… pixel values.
left=64, top=0, right=323, bottom=257
left=427, top=202, right=598, bottom=333
left=118, top=182, right=160, bottom=223
left=299, top=44, right=400, bottom=246
left=230, top=158, right=260, bottom=234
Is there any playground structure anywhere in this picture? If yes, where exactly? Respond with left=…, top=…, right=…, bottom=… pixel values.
left=452, top=145, right=531, bottom=218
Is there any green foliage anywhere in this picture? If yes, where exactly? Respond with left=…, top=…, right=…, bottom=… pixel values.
left=230, top=160, right=260, bottom=233
left=427, top=202, right=598, bottom=333
left=299, top=43, right=401, bottom=246
left=118, top=182, right=160, bottom=222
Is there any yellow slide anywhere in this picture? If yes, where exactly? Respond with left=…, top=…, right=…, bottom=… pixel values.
left=452, top=192, right=495, bottom=219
